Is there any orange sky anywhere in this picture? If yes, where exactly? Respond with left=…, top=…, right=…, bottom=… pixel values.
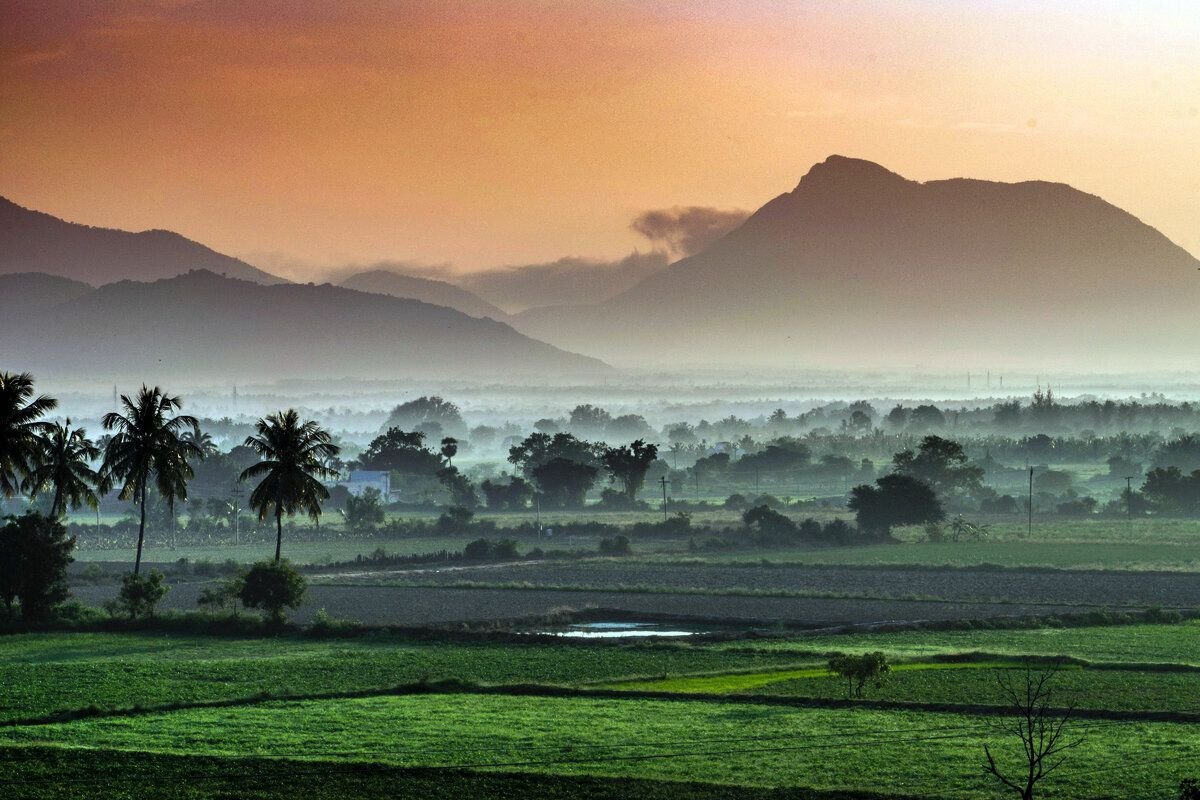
left=2, top=1, right=1197, bottom=274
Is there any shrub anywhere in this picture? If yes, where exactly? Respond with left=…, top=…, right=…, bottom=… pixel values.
left=197, top=574, right=244, bottom=614
left=463, top=538, right=495, bottom=560
left=238, top=561, right=307, bottom=624
left=117, top=570, right=170, bottom=619
left=598, top=535, right=632, bottom=556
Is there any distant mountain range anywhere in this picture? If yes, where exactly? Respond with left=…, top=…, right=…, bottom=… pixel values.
left=0, top=196, right=285, bottom=286
left=512, top=156, right=1200, bottom=369
left=0, top=270, right=608, bottom=380
left=340, top=269, right=509, bottom=320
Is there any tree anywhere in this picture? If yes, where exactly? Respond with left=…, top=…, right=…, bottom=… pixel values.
left=742, top=505, right=797, bottom=540
left=240, top=410, right=340, bottom=563
left=532, top=457, right=598, bottom=509
left=567, top=404, right=611, bottom=438
left=0, top=512, right=75, bottom=622
left=28, top=420, right=100, bottom=518
left=0, top=372, right=57, bottom=500
left=439, top=437, right=458, bottom=467
left=891, top=435, right=983, bottom=497
left=480, top=476, right=533, bottom=511
left=357, top=428, right=443, bottom=475
left=601, top=440, right=659, bottom=504
left=827, top=652, right=890, bottom=699
left=238, top=560, right=307, bottom=624
left=438, top=466, right=478, bottom=508
left=384, top=396, right=465, bottom=437
left=181, top=428, right=218, bottom=457
left=508, top=432, right=601, bottom=478
left=343, top=486, right=385, bottom=531
left=983, top=664, right=1080, bottom=800
left=100, top=386, right=203, bottom=575
left=116, top=570, right=169, bottom=619
left=736, top=437, right=810, bottom=475
left=848, top=474, right=944, bottom=537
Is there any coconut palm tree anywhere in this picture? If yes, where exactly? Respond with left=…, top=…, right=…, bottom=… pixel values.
left=240, top=410, right=340, bottom=563
left=181, top=429, right=218, bottom=457
left=100, top=386, right=203, bottom=575
left=28, top=419, right=101, bottom=518
left=0, top=372, right=57, bottom=499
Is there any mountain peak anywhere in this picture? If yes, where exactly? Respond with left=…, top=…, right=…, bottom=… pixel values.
left=795, top=155, right=912, bottom=193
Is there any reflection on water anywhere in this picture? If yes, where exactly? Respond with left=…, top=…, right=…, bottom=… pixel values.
left=532, top=621, right=703, bottom=638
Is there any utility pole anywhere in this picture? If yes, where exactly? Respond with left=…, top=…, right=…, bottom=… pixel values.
left=660, top=475, right=669, bottom=521
left=535, top=492, right=542, bottom=536
left=1027, top=466, right=1034, bottom=538
left=1124, top=475, right=1135, bottom=536
left=231, top=485, right=244, bottom=546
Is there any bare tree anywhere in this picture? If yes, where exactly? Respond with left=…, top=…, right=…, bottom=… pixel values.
left=983, top=662, right=1082, bottom=800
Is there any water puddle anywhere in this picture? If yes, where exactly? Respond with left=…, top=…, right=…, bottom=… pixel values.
left=529, top=621, right=705, bottom=638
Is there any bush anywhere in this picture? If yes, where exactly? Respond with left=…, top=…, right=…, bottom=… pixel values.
left=197, top=574, right=244, bottom=614
left=117, top=570, right=170, bottom=619
left=598, top=535, right=632, bottom=556
left=238, top=561, right=307, bottom=624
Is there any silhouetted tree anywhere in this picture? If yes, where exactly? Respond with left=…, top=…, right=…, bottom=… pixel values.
left=848, top=474, right=944, bottom=537
left=240, top=410, right=340, bottom=563
left=384, top=396, right=465, bottom=437
left=357, top=428, right=442, bottom=475
left=440, top=437, right=458, bottom=466
left=0, top=372, right=56, bottom=500
left=532, top=457, right=598, bottom=509
left=601, top=440, right=659, bottom=504
left=891, top=435, right=983, bottom=496
left=28, top=420, right=100, bottom=518
left=0, top=511, right=75, bottom=622
left=100, top=386, right=202, bottom=575
left=983, top=663, right=1080, bottom=800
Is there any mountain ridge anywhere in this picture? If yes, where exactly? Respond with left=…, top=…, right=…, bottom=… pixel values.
left=0, top=195, right=285, bottom=286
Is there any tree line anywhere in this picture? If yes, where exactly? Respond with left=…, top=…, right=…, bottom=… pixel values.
left=1, top=372, right=342, bottom=621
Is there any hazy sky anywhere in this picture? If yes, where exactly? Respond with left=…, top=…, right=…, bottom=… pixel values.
left=3, top=1, right=1197, bottom=275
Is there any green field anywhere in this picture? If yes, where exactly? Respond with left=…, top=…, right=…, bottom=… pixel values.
left=70, top=516, right=1200, bottom=573
left=3, top=623, right=1200, bottom=797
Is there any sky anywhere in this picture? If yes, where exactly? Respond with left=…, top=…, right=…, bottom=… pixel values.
left=2, top=0, right=1197, bottom=276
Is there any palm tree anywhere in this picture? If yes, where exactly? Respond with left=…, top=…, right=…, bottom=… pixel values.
left=0, top=372, right=57, bottom=499
left=440, top=437, right=458, bottom=467
left=100, top=386, right=203, bottom=575
left=182, top=429, right=218, bottom=457
left=240, top=410, right=340, bottom=563
left=28, top=419, right=101, bottom=518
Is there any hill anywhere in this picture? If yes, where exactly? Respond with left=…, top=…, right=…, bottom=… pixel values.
left=340, top=269, right=509, bottom=320
left=0, top=272, right=94, bottom=315
left=0, top=196, right=284, bottom=285
left=1, top=270, right=609, bottom=381
left=513, top=156, right=1200, bottom=369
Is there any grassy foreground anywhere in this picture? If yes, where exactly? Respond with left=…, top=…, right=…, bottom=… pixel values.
left=4, top=623, right=1200, bottom=798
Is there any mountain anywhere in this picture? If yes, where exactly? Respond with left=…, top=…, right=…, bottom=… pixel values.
left=513, top=156, right=1200, bottom=369
left=1, top=270, right=609, bottom=380
left=340, top=269, right=509, bottom=320
left=0, top=272, right=94, bottom=315
left=0, top=196, right=284, bottom=285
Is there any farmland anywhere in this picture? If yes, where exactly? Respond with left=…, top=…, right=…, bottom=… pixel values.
left=2, top=624, right=1200, bottom=798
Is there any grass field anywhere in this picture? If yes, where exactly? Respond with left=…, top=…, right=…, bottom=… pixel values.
left=70, top=517, right=1200, bottom=574
left=3, top=692, right=1197, bottom=798
left=4, top=623, right=1200, bottom=798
